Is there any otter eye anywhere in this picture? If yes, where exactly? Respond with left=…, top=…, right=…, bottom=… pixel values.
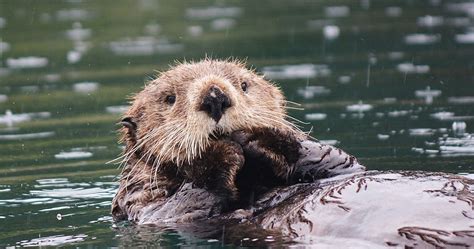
left=241, top=82, right=248, bottom=92
left=165, top=95, right=176, bottom=105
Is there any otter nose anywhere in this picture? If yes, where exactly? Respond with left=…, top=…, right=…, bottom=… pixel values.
left=200, top=85, right=231, bottom=123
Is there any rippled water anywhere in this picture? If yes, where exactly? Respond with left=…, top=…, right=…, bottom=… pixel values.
left=1, top=0, right=474, bottom=247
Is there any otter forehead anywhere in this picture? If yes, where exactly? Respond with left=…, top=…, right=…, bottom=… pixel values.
left=156, top=60, right=254, bottom=89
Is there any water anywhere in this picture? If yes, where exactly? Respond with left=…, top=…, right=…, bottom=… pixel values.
left=1, top=0, right=474, bottom=247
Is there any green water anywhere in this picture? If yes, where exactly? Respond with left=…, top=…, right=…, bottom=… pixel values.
left=1, top=0, right=474, bottom=247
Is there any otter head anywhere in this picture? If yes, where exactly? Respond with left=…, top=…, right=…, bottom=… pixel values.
left=120, top=59, right=296, bottom=166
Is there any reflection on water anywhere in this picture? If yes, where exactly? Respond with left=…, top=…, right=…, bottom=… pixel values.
left=1, top=0, right=474, bottom=247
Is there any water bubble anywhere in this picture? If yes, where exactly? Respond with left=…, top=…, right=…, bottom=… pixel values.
left=452, top=121, right=467, bottom=135
left=323, top=25, right=340, bottom=40
left=67, top=50, right=82, bottom=64
left=415, top=86, right=441, bottom=104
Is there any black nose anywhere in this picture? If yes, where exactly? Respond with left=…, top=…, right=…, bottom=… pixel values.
left=200, top=85, right=231, bottom=123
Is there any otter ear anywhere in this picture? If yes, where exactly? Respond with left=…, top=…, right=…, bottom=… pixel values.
left=119, top=117, right=137, bottom=130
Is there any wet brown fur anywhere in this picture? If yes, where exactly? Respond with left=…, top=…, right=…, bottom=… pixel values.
left=111, top=58, right=305, bottom=221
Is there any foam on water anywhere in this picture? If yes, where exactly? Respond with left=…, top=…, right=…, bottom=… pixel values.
left=0, top=41, right=10, bottom=53
left=109, top=36, right=183, bottom=56
left=325, top=6, right=350, bottom=18
left=431, top=112, right=474, bottom=121
left=338, top=75, right=351, bottom=84
left=346, top=101, right=373, bottom=112
left=187, top=25, right=204, bottom=37
left=105, top=105, right=129, bottom=114
left=296, top=85, right=331, bottom=99
left=54, top=151, right=93, bottom=160
left=455, top=33, right=474, bottom=44
left=66, top=23, right=91, bottom=41
left=56, top=9, right=93, bottom=21
left=377, top=134, right=390, bottom=140
left=185, top=6, right=242, bottom=20
left=0, top=110, right=51, bottom=127
left=409, top=128, right=435, bottom=136
left=0, top=17, right=5, bottom=28
left=144, top=22, right=161, bottom=35
left=210, top=18, right=236, bottom=31
left=305, top=113, right=327, bottom=121
left=6, top=57, right=48, bottom=69
left=387, top=110, right=410, bottom=117
left=445, top=2, right=474, bottom=17
left=30, top=187, right=115, bottom=199
left=404, top=33, right=440, bottom=45
left=448, top=96, right=474, bottom=104
left=397, top=62, right=430, bottom=74
left=18, top=234, right=88, bottom=247
left=261, top=64, right=331, bottom=80
left=73, top=82, right=99, bottom=93
left=417, top=15, right=444, bottom=27
left=385, top=6, right=402, bottom=17
left=388, top=51, right=404, bottom=60
left=0, top=131, right=55, bottom=140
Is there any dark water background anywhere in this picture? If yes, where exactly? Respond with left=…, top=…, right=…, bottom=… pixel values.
left=1, top=0, right=474, bottom=247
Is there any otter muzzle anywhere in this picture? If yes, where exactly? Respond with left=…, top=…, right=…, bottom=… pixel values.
left=200, top=85, right=231, bottom=123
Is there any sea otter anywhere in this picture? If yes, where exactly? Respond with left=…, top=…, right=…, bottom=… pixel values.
left=111, top=59, right=364, bottom=222
left=111, top=59, right=474, bottom=247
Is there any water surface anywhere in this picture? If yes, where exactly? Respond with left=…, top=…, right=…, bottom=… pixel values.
left=1, top=0, right=474, bottom=247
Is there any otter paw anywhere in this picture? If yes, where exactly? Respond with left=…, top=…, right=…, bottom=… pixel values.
left=186, top=139, right=244, bottom=202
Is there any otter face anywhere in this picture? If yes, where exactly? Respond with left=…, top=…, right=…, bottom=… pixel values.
left=121, top=59, right=295, bottom=166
